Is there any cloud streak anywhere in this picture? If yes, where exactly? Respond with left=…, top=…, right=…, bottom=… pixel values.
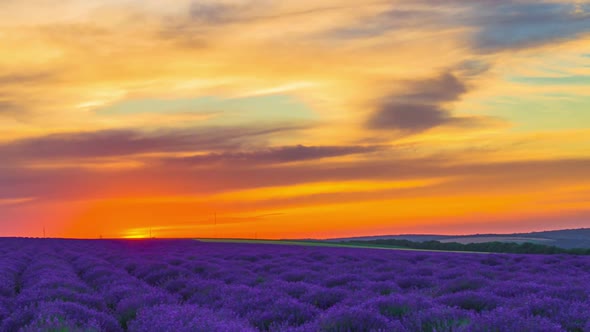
left=164, top=144, right=382, bottom=165
left=0, top=125, right=304, bottom=163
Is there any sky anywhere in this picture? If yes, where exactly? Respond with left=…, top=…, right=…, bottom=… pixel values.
left=1, top=0, right=589, bottom=239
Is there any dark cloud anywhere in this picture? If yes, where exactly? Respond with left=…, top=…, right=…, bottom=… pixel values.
left=165, top=144, right=382, bottom=165
left=324, top=1, right=589, bottom=52
left=401, top=73, right=467, bottom=103
left=473, top=2, right=590, bottom=52
left=368, top=103, right=452, bottom=132
left=0, top=125, right=303, bottom=163
left=367, top=73, right=482, bottom=132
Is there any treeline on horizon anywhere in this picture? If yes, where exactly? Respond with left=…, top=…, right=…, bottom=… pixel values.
left=341, top=239, right=590, bottom=255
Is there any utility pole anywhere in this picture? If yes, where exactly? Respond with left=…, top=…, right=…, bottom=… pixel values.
left=43, top=226, right=45, bottom=238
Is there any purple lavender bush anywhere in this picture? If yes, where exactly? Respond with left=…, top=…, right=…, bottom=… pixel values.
left=127, top=304, right=255, bottom=332
left=0, top=238, right=589, bottom=331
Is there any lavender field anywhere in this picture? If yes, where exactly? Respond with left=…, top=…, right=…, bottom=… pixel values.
left=1, top=239, right=589, bottom=331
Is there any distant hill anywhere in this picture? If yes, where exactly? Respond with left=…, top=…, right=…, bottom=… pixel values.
left=327, top=228, right=590, bottom=249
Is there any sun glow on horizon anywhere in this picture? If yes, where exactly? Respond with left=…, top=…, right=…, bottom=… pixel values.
left=119, top=228, right=153, bottom=239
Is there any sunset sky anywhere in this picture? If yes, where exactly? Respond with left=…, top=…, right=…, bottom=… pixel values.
left=1, top=0, right=589, bottom=239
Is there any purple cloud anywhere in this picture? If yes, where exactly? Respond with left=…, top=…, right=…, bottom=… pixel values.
left=367, top=73, right=484, bottom=132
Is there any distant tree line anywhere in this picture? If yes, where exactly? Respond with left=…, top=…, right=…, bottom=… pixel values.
left=341, top=239, right=590, bottom=255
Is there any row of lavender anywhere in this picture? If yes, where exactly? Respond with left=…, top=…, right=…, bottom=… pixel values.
left=0, top=238, right=589, bottom=331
